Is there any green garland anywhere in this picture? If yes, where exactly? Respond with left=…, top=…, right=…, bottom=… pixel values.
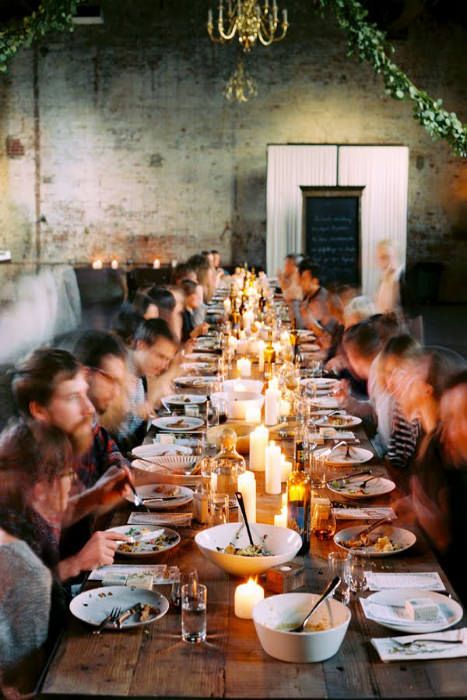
left=318, top=0, right=467, bottom=157
left=0, top=0, right=80, bottom=73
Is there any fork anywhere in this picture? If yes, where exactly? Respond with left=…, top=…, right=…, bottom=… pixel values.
left=92, top=606, right=122, bottom=635
left=391, top=637, right=465, bottom=648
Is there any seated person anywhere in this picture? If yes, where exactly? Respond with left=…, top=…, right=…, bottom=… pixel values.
left=297, top=258, right=342, bottom=339
left=133, top=290, right=159, bottom=320
left=277, top=254, right=302, bottom=304
left=180, top=279, right=209, bottom=342
left=112, top=302, right=143, bottom=348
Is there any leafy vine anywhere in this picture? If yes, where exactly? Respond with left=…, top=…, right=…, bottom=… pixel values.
left=0, top=0, right=79, bottom=73
left=318, top=0, right=467, bottom=157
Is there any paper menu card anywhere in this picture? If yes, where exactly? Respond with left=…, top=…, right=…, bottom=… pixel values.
left=365, top=571, right=446, bottom=592
left=372, top=629, right=467, bottom=662
left=332, top=506, right=396, bottom=521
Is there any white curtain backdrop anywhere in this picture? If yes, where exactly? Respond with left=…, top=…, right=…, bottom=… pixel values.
left=338, top=146, right=409, bottom=297
left=266, top=145, right=408, bottom=297
left=266, top=145, right=337, bottom=275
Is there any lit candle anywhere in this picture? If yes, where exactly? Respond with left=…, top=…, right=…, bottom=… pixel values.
left=224, top=297, right=232, bottom=315
left=243, top=309, right=254, bottom=333
left=265, top=382, right=280, bottom=426
left=234, top=578, right=264, bottom=619
left=265, top=440, right=282, bottom=494
left=280, top=330, right=290, bottom=347
left=110, top=259, right=119, bottom=270
left=280, top=398, right=291, bottom=418
left=249, top=424, right=269, bottom=472
left=171, top=259, right=178, bottom=268
left=237, top=357, right=252, bottom=378
left=153, top=258, right=160, bottom=269
left=257, top=339, right=265, bottom=373
left=245, top=404, right=261, bottom=424
left=282, top=491, right=288, bottom=508
left=92, top=259, right=103, bottom=270
left=237, top=471, right=256, bottom=523
left=274, top=505, right=288, bottom=528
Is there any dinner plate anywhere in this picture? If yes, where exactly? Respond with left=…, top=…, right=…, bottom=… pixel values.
left=152, top=416, right=205, bottom=432
left=181, top=361, right=217, bottom=372
left=301, top=377, right=339, bottom=390
left=130, top=459, right=202, bottom=486
left=334, top=524, right=416, bottom=558
left=314, top=445, right=373, bottom=466
left=310, top=396, right=340, bottom=409
left=70, top=586, right=169, bottom=629
left=327, top=475, right=396, bottom=499
left=174, top=375, right=219, bottom=388
left=108, top=524, right=182, bottom=553
left=361, top=589, right=463, bottom=634
left=183, top=353, right=218, bottom=361
left=127, top=484, right=193, bottom=511
left=162, top=393, right=207, bottom=407
left=315, top=414, right=362, bottom=428
left=131, top=443, right=192, bottom=460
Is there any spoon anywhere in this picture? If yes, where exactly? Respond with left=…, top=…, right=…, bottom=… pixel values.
left=235, top=491, right=255, bottom=548
left=288, top=576, right=341, bottom=633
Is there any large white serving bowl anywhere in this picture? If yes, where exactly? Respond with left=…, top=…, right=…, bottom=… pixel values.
left=222, top=379, right=264, bottom=394
left=211, top=391, right=264, bottom=421
left=253, top=593, right=351, bottom=663
left=195, top=523, right=302, bottom=577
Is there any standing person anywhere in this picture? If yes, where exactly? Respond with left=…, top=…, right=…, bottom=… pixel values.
left=374, top=240, right=402, bottom=315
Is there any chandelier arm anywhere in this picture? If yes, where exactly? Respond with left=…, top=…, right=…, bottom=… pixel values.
left=217, top=17, right=238, bottom=41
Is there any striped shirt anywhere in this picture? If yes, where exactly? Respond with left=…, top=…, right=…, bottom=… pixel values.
left=386, top=401, right=420, bottom=469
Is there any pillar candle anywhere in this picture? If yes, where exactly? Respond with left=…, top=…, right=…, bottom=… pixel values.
left=243, top=309, right=254, bottom=333
left=257, top=339, right=265, bottom=372
left=153, top=258, right=160, bottom=269
left=237, top=471, right=256, bottom=523
left=265, top=440, right=282, bottom=494
left=280, top=398, right=291, bottom=418
left=234, top=578, right=264, bottom=619
left=265, top=384, right=280, bottom=426
left=237, top=357, right=252, bottom=378
left=249, top=424, right=269, bottom=472
left=244, top=404, right=261, bottom=423
left=274, top=505, right=288, bottom=528
left=280, top=456, right=292, bottom=483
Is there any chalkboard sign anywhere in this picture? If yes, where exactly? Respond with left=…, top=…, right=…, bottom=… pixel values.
left=303, top=194, right=360, bottom=286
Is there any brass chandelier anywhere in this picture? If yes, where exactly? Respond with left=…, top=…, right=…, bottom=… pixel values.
left=207, top=1, right=288, bottom=102
left=207, top=1, right=288, bottom=52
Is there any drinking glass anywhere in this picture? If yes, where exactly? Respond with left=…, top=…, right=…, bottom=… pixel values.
left=310, top=451, right=327, bottom=488
left=181, top=582, right=207, bottom=643
left=327, top=551, right=351, bottom=605
left=346, top=553, right=368, bottom=593
left=311, top=500, right=337, bottom=540
left=209, top=493, right=229, bottom=526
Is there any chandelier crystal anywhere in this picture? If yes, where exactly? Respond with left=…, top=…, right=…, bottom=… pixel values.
left=223, top=60, right=258, bottom=103
left=208, top=0, right=288, bottom=53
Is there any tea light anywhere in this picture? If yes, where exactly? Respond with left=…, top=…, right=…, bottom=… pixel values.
left=92, top=259, right=103, bottom=270
left=110, top=259, right=119, bottom=270
left=249, top=424, right=269, bottom=472
left=237, top=357, right=252, bottom=378
left=257, top=339, right=265, bottom=373
left=245, top=404, right=261, bottom=423
left=153, top=258, right=161, bottom=269
left=265, top=440, right=282, bottom=494
left=234, top=578, right=264, bottom=619
left=237, top=471, right=256, bottom=523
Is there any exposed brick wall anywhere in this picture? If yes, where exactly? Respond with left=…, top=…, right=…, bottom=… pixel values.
left=0, top=0, right=466, bottom=300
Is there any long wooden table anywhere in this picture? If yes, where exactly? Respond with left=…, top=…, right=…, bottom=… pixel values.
left=41, top=424, right=467, bottom=699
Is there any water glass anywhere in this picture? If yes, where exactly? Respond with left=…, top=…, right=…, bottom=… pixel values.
left=181, top=582, right=207, bottom=643
left=209, top=492, right=229, bottom=526
left=310, top=451, right=327, bottom=488
left=347, top=553, right=368, bottom=593
left=311, top=500, right=336, bottom=540
left=327, top=551, right=351, bottom=605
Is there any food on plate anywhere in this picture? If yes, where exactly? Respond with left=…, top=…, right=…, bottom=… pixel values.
left=168, top=418, right=191, bottom=428
left=405, top=598, right=441, bottom=621
left=342, top=534, right=402, bottom=552
left=216, top=536, right=271, bottom=557
left=276, top=618, right=330, bottom=632
left=327, top=415, right=351, bottom=427
left=117, top=529, right=178, bottom=554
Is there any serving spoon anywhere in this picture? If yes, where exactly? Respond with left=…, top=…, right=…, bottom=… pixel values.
left=235, top=491, right=255, bottom=548
left=288, top=576, right=341, bottom=633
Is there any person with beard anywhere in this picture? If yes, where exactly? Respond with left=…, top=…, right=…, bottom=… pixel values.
left=297, top=258, right=342, bottom=337
left=11, top=348, right=132, bottom=570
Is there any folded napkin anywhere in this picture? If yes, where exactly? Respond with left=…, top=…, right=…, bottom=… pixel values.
left=372, top=628, right=467, bottom=662
left=127, top=511, right=192, bottom=527
left=365, top=571, right=446, bottom=592
left=360, top=597, right=448, bottom=626
left=332, top=506, right=396, bottom=521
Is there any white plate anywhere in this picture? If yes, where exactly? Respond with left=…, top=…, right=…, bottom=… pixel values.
left=128, top=484, right=193, bottom=511
left=141, top=455, right=199, bottom=474
left=152, top=416, right=205, bottom=432
left=108, top=524, right=182, bottom=553
left=174, top=375, right=219, bottom=388
left=334, top=524, right=416, bottom=558
left=314, top=445, right=374, bottom=466
left=181, top=362, right=217, bottom=372
left=310, top=396, right=339, bottom=409
left=132, top=443, right=192, bottom=459
left=162, top=394, right=207, bottom=407
left=184, top=352, right=218, bottom=361
left=362, top=589, right=463, bottom=633
left=315, top=414, right=362, bottom=428
left=130, top=459, right=202, bottom=486
left=70, top=586, right=169, bottom=629
left=301, top=377, right=339, bottom=390
left=327, top=476, right=396, bottom=499
left=299, top=343, right=321, bottom=352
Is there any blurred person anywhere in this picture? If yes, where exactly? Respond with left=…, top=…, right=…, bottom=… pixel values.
left=180, top=279, right=209, bottom=342
left=187, top=253, right=216, bottom=304
left=112, top=303, right=143, bottom=348
left=298, top=258, right=342, bottom=337
left=133, top=290, right=159, bottom=320
left=147, top=286, right=176, bottom=324
left=172, top=262, right=197, bottom=285
left=374, top=240, right=402, bottom=315
left=343, top=295, right=376, bottom=329
left=211, top=249, right=225, bottom=281
left=277, top=254, right=302, bottom=305
left=440, top=370, right=467, bottom=468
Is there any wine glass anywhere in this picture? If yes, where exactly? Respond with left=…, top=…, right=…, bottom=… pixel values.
left=311, top=501, right=337, bottom=540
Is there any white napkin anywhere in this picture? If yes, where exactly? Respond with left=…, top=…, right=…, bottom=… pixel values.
left=372, top=628, right=467, bottom=662
left=365, top=571, right=446, bottom=592
left=127, top=511, right=192, bottom=527
left=333, top=506, right=396, bottom=521
left=360, top=597, right=447, bottom=626
left=89, top=564, right=180, bottom=583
